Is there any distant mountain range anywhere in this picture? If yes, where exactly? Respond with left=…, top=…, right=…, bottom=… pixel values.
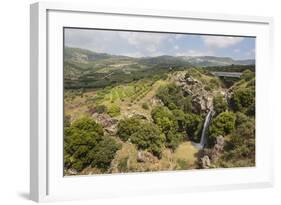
left=64, top=47, right=255, bottom=67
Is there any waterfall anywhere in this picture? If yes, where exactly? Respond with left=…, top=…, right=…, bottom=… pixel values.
left=197, top=110, right=213, bottom=149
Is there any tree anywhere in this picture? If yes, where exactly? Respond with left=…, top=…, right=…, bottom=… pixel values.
left=156, top=83, right=192, bottom=112
left=151, top=106, right=178, bottom=134
left=117, top=117, right=142, bottom=141
left=172, top=109, right=185, bottom=131
left=213, top=95, right=228, bottom=114
left=88, top=137, right=121, bottom=170
left=209, top=112, right=236, bottom=143
left=241, top=69, right=255, bottom=81
left=165, top=130, right=183, bottom=150
left=130, top=122, right=165, bottom=157
left=230, top=87, right=255, bottom=114
left=64, top=117, right=120, bottom=172
left=184, top=113, right=202, bottom=142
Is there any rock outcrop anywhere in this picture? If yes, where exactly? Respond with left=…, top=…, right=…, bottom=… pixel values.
left=210, top=135, right=225, bottom=162
left=137, top=151, right=158, bottom=163
left=174, top=72, right=213, bottom=114
left=201, top=155, right=211, bottom=169
left=92, top=113, right=118, bottom=135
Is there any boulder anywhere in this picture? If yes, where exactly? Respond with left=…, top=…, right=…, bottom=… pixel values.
left=137, top=151, right=158, bottom=163
left=201, top=155, right=211, bottom=169
left=210, top=135, right=225, bottom=162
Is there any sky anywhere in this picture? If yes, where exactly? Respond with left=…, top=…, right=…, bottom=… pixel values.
left=64, top=28, right=255, bottom=60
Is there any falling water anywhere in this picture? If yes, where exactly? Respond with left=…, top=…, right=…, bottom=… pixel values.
left=197, top=110, right=213, bottom=149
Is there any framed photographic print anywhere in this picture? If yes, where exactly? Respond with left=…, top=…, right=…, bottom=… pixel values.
left=30, top=2, right=274, bottom=202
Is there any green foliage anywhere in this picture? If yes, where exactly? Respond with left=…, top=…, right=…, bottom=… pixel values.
left=235, top=112, right=249, bottom=127
left=117, top=157, right=129, bottom=172
left=241, top=69, right=255, bottom=81
left=95, top=104, right=107, bottom=114
left=64, top=115, right=71, bottom=128
left=88, top=137, right=121, bottom=170
left=142, top=102, right=149, bottom=110
left=117, top=117, right=142, bottom=141
left=151, top=106, right=178, bottom=134
left=130, top=122, right=165, bottom=158
left=166, top=131, right=184, bottom=150
left=184, top=113, right=203, bottom=142
left=230, top=87, right=255, bottom=114
left=218, top=118, right=255, bottom=167
left=156, top=83, right=192, bottom=112
left=209, top=112, right=236, bottom=142
left=107, top=103, right=121, bottom=117
left=177, top=159, right=189, bottom=170
left=64, top=117, right=120, bottom=172
left=172, top=109, right=186, bottom=130
left=213, top=95, right=228, bottom=114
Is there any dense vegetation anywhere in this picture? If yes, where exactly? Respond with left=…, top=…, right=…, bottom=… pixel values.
left=64, top=118, right=121, bottom=172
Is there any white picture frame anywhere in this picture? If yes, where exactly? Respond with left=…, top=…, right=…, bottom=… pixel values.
left=30, top=2, right=274, bottom=202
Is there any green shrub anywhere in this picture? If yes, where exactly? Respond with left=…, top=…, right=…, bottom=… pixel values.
left=117, top=117, right=142, bottom=141
left=213, top=95, right=228, bottom=114
left=230, top=87, right=255, bottom=114
left=107, top=104, right=121, bottom=117
left=184, top=113, right=203, bottom=142
left=130, top=122, right=165, bottom=158
left=88, top=137, right=121, bottom=170
left=241, top=69, right=255, bottom=81
left=209, top=112, right=236, bottom=142
left=95, top=104, right=107, bottom=114
left=64, top=117, right=120, bottom=172
left=151, top=106, right=178, bottom=134
left=156, top=83, right=192, bottom=112
left=165, top=130, right=184, bottom=150
left=142, top=102, right=149, bottom=110
left=64, top=115, right=71, bottom=128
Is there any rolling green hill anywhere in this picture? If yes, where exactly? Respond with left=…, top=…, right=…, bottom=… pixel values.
left=64, top=47, right=255, bottom=89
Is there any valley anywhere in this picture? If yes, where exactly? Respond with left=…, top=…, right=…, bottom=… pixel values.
left=63, top=47, right=256, bottom=175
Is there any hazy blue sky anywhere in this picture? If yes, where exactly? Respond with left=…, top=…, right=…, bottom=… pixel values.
left=65, top=28, right=255, bottom=60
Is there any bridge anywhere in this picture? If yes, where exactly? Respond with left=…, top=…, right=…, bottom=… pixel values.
left=211, top=72, right=242, bottom=78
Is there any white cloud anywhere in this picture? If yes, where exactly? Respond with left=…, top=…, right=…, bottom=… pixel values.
left=176, top=49, right=213, bottom=57
left=202, top=36, right=244, bottom=48
left=118, top=32, right=169, bottom=55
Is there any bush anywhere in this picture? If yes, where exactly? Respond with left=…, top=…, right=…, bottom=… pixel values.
left=64, top=115, right=71, bottom=128
left=165, top=130, right=184, bottom=150
left=107, top=104, right=121, bottom=117
left=241, top=69, right=255, bottom=81
left=95, top=104, right=107, bottom=114
left=184, top=113, right=203, bottom=142
left=220, top=119, right=255, bottom=166
left=213, top=95, right=228, bottom=114
left=142, top=102, right=149, bottom=110
left=151, top=106, right=178, bottom=134
left=209, top=112, right=236, bottom=142
left=130, top=122, right=165, bottom=157
left=64, top=117, right=120, bottom=172
left=88, top=137, right=121, bottom=170
left=172, top=109, right=186, bottom=130
left=235, top=112, right=249, bottom=127
left=230, top=87, right=255, bottom=114
left=117, top=117, right=142, bottom=141
left=156, top=83, right=192, bottom=112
